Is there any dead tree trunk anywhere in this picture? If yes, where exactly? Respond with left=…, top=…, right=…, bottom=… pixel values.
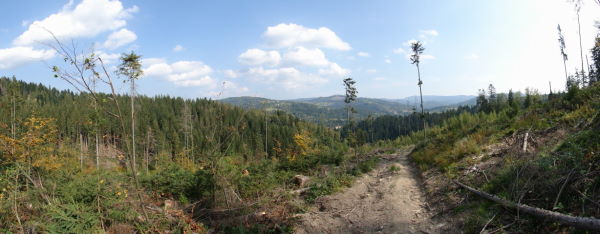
left=95, top=132, right=100, bottom=170
left=522, top=130, right=530, bottom=153
left=80, top=133, right=84, bottom=170
left=454, top=180, right=600, bottom=230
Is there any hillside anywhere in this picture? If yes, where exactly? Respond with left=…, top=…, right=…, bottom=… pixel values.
left=0, top=77, right=350, bottom=232
left=220, top=95, right=474, bottom=127
left=385, top=82, right=600, bottom=232
left=387, top=95, right=476, bottom=109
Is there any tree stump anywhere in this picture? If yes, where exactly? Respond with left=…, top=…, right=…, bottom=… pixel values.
left=294, top=175, right=310, bottom=188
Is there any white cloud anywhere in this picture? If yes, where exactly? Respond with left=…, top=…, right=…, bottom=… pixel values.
left=263, top=23, right=351, bottom=50
left=421, top=54, right=436, bottom=60
left=173, top=45, right=184, bottom=52
left=403, top=53, right=436, bottom=62
left=403, top=39, right=418, bottom=47
left=366, top=69, right=377, bottom=73
left=318, top=62, right=350, bottom=77
left=283, top=47, right=329, bottom=67
left=0, top=46, right=55, bottom=69
left=465, top=53, right=479, bottom=60
left=384, top=58, right=392, bottom=64
left=393, top=48, right=406, bottom=54
left=419, top=29, right=439, bottom=38
left=210, top=80, right=249, bottom=98
left=143, top=59, right=216, bottom=87
left=14, top=0, right=138, bottom=46
left=374, top=77, right=385, bottom=81
left=141, top=58, right=165, bottom=66
left=223, top=69, right=238, bottom=78
left=242, top=66, right=327, bottom=90
left=95, top=51, right=120, bottom=64
left=238, top=48, right=281, bottom=66
left=233, top=23, right=352, bottom=92
left=357, top=51, right=370, bottom=57
left=102, top=28, right=136, bottom=50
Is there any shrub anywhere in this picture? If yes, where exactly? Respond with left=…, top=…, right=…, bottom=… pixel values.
left=43, top=202, right=102, bottom=233
left=142, top=163, right=214, bottom=203
left=142, top=163, right=197, bottom=200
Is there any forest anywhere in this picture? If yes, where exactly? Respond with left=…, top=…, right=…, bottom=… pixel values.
left=1, top=0, right=600, bottom=233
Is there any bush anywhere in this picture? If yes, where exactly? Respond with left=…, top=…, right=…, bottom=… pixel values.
left=304, top=174, right=352, bottom=203
left=142, top=163, right=196, bottom=200
left=142, top=163, right=214, bottom=203
left=43, top=202, right=102, bottom=233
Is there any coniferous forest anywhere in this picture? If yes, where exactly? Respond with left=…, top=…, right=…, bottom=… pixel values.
left=2, top=0, right=600, bottom=233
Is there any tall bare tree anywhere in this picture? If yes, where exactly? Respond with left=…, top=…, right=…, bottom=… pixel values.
left=49, top=37, right=148, bottom=220
left=410, top=41, right=426, bottom=130
left=558, top=24, right=569, bottom=83
left=570, top=0, right=587, bottom=84
left=118, top=52, right=143, bottom=174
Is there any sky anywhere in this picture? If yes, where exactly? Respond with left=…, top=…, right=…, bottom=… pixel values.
left=0, top=0, right=599, bottom=100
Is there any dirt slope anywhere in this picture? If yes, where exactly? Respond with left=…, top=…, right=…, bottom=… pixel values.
left=294, top=148, right=444, bottom=234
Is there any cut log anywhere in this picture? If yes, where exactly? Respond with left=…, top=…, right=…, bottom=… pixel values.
left=290, top=187, right=310, bottom=195
left=453, top=180, right=600, bottom=230
left=294, top=175, right=310, bottom=188
left=522, top=130, right=529, bottom=153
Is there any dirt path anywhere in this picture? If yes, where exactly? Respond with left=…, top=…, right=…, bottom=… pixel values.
left=294, top=148, right=441, bottom=234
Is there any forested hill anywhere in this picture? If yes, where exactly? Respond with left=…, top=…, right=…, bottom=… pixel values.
left=386, top=95, right=476, bottom=109
left=220, top=95, right=475, bottom=127
left=0, top=77, right=338, bottom=159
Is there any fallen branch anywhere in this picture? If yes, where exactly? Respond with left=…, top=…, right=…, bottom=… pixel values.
left=574, top=189, right=600, bottom=208
left=290, top=187, right=310, bottom=195
left=553, top=169, right=575, bottom=210
left=453, top=180, right=600, bottom=230
left=479, top=214, right=496, bottom=234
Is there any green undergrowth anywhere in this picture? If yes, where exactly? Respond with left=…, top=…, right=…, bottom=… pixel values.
left=303, top=145, right=384, bottom=203
left=391, top=83, right=600, bottom=232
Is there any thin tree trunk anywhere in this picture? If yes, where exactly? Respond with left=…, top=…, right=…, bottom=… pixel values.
left=523, top=130, right=530, bottom=153
left=265, top=113, right=268, bottom=157
left=131, top=78, right=137, bottom=175
left=80, top=133, right=84, bottom=170
left=577, top=11, right=586, bottom=78
left=145, top=130, right=150, bottom=174
left=563, top=58, right=569, bottom=84
left=190, top=115, right=194, bottom=162
left=416, top=63, right=426, bottom=136
left=13, top=173, right=23, bottom=234
left=11, top=96, right=16, bottom=139
left=95, top=132, right=100, bottom=170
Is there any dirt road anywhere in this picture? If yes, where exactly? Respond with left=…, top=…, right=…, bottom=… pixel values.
left=294, top=148, right=441, bottom=234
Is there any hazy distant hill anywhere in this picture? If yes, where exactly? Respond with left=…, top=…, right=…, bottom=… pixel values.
left=386, top=95, right=476, bottom=109
left=219, top=95, right=474, bottom=127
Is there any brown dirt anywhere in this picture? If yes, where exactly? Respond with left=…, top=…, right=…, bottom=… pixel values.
left=294, top=148, right=445, bottom=234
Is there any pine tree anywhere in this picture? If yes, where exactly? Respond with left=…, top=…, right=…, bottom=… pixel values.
left=410, top=41, right=426, bottom=130
left=118, top=52, right=144, bottom=173
left=343, top=77, right=358, bottom=125
left=558, top=24, right=569, bottom=84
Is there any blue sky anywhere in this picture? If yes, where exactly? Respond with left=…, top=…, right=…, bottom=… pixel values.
left=1, top=0, right=599, bottom=99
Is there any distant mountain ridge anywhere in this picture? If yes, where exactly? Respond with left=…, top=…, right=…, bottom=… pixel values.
left=219, top=95, right=475, bottom=127
left=384, top=95, right=476, bottom=109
